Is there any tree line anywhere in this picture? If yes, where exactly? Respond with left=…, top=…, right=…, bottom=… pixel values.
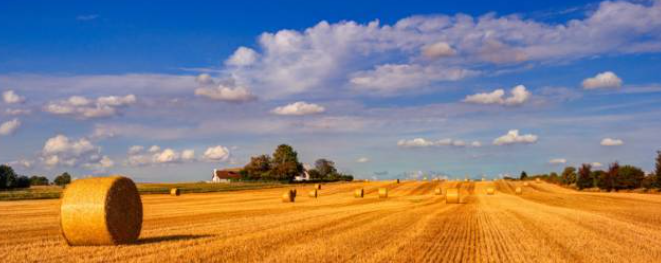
left=0, top=164, right=72, bottom=190
left=240, top=144, right=353, bottom=182
left=521, top=151, right=661, bottom=191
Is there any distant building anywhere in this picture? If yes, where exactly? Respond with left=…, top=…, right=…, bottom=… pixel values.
left=210, top=168, right=242, bottom=183
left=294, top=169, right=311, bottom=182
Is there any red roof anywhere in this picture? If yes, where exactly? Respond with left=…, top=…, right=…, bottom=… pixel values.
left=214, top=169, right=242, bottom=179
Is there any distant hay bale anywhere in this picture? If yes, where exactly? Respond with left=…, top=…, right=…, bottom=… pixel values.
left=309, top=189, right=318, bottom=198
left=282, top=190, right=295, bottom=203
left=170, top=188, right=180, bottom=196
left=515, top=187, right=523, bottom=195
left=486, top=187, right=495, bottom=195
left=434, top=188, right=443, bottom=195
left=395, top=179, right=400, bottom=184
left=314, top=184, right=321, bottom=190
left=523, top=182, right=530, bottom=186
left=378, top=188, right=388, bottom=198
left=446, top=188, right=460, bottom=204
left=60, top=176, right=142, bottom=246
left=536, top=178, right=541, bottom=183
left=354, top=188, right=364, bottom=198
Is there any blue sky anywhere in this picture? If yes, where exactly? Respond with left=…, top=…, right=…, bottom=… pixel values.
left=1, top=0, right=660, bottom=182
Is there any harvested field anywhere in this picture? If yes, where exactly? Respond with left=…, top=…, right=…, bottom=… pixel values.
left=2, top=180, right=661, bottom=262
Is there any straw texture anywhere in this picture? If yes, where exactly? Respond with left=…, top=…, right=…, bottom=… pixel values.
left=378, top=188, right=388, bottom=198
left=60, top=176, right=142, bottom=246
left=282, top=190, right=295, bottom=203
left=354, top=188, right=364, bottom=198
left=446, top=188, right=460, bottom=204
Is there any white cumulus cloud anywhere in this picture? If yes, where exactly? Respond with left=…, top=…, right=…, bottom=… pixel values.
left=398, top=138, right=481, bottom=148
left=44, top=94, right=137, bottom=119
left=549, top=158, right=567, bottom=165
left=422, top=41, right=456, bottom=58
left=225, top=46, right=259, bottom=67
left=601, top=138, right=623, bottom=146
left=493, top=130, right=538, bottom=145
left=464, top=85, right=531, bottom=106
left=272, top=101, right=325, bottom=116
left=0, top=118, right=21, bottom=136
left=582, top=71, right=622, bottom=89
left=41, top=134, right=108, bottom=168
left=203, top=145, right=230, bottom=161
left=194, top=75, right=257, bottom=103
left=2, top=90, right=25, bottom=104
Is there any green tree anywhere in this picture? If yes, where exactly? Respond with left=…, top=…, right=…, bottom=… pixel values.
left=598, top=162, right=619, bottom=191
left=614, top=165, right=645, bottom=190
left=642, top=174, right=657, bottom=190
left=577, top=164, right=593, bottom=190
left=243, top=155, right=272, bottom=180
left=590, top=170, right=606, bottom=189
left=29, top=176, right=49, bottom=186
left=314, top=159, right=337, bottom=180
left=54, top=172, right=72, bottom=187
left=548, top=172, right=560, bottom=184
left=560, top=167, right=577, bottom=185
left=520, top=171, right=528, bottom=181
left=14, top=176, right=30, bottom=188
left=0, top=164, right=17, bottom=190
left=270, top=144, right=303, bottom=181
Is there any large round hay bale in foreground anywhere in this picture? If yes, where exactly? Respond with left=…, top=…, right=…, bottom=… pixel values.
left=378, top=188, right=388, bottom=198
left=515, top=187, right=523, bottom=195
left=354, top=188, right=364, bottom=198
left=486, top=187, right=495, bottom=195
left=309, top=189, right=318, bottom=198
left=434, top=188, right=443, bottom=195
left=282, top=190, right=295, bottom=203
left=314, top=184, right=321, bottom=190
left=446, top=188, right=460, bottom=204
left=170, top=188, right=180, bottom=196
left=60, top=176, right=142, bottom=246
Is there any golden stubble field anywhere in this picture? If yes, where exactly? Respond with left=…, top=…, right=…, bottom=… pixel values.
left=2, top=180, right=661, bottom=263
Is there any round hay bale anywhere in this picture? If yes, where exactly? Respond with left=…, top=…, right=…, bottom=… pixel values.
left=314, top=184, right=321, bottom=190
left=309, top=189, right=318, bottom=198
left=395, top=179, right=400, bottom=184
left=170, top=188, right=180, bottom=196
left=434, top=188, right=443, bottom=195
left=446, top=188, right=460, bottom=204
left=354, top=188, right=364, bottom=198
left=282, top=190, right=295, bottom=203
left=536, top=178, right=541, bottom=183
left=515, top=187, right=523, bottom=195
left=378, top=188, right=388, bottom=198
left=486, top=187, right=495, bottom=195
left=60, top=176, right=142, bottom=246
left=523, top=182, right=530, bottom=186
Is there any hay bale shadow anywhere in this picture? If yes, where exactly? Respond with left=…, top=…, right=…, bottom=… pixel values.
left=138, top=234, right=213, bottom=245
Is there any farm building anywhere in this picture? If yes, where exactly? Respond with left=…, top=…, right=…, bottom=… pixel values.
left=294, top=170, right=311, bottom=182
left=210, top=168, right=242, bottom=183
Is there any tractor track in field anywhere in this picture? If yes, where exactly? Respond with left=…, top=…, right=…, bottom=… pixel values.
left=4, top=181, right=661, bottom=262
